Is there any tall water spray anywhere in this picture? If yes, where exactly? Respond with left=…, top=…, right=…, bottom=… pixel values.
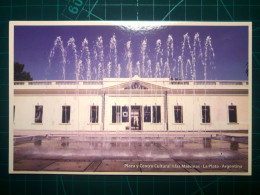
left=125, top=41, right=133, bottom=78
left=66, top=37, right=78, bottom=80
left=48, top=33, right=215, bottom=81
left=79, top=38, right=91, bottom=80
left=117, top=64, right=121, bottom=78
left=155, top=39, right=163, bottom=78
left=94, top=36, right=104, bottom=80
left=107, top=61, right=112, bottom=78
left=204, top=36, right=215, bottom=80
left=140, top=38, right=148, bottom=77
left=155, top=62, right=161, bottom=78
left=135, top=61, right=141, bottom=77
left=163, top=61, right=171, bottom=78
left=48, top=36, right=66, bottom=80
left=110, top=34, right=118, bottom=78
left=192, top=33, right=203, bottom=80
left=185, top=59, right=193, bottom=80
left=147, top=59, right=152, bottom=78
left=177, top=56, right=184, bottom=80
left=164, top=35, right=173, bottom=78
left=181, top=33, right=193, bottom=80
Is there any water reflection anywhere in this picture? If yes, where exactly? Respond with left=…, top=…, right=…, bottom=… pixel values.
left=174, top=139, right=184, bottom=148
left=34, top=139, right=42, bottom=146
left=14, top=136, right=247, bottom=160
left=61, top=137, right=69, bottom=147
left=230, top=141, right=239, bottom=151
left=203, top=138, right=211, bottom=149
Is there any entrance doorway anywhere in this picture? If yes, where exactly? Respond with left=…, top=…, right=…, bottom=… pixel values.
left=131, top=106, right=142, bottom=130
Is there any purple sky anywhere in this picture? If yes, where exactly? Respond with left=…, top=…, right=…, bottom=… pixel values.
left=14, top=25, right=249, bottom=80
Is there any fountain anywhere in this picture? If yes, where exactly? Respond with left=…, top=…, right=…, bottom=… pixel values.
left=140, top=38, right=148, bottom=77
left=135, top=61, right=141, bottom=77
left=79, top=38, right=91, bottom=80
left=204, top=36, right=216, bottom=80
left=48, top=33, right=215, bottom=81
left=125, top=41, right=133, bottom=78
left=146, top=59, right=152, bottom=78
left=110, top=34, right=118, bottom=78
left=65, top=37, right=78, bottom=80
left=48, top=36, right=66, bottom=80
left=154, top=39, right=163, bottom=78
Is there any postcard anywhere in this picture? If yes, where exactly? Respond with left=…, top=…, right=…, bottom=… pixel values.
left=9, top=21, right=252, bottom=175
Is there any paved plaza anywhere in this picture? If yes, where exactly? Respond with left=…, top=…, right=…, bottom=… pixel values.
left=13, top=132, right=248, bottom=173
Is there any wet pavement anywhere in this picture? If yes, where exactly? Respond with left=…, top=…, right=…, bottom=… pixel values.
left=13, top=134, right=248, bottom=173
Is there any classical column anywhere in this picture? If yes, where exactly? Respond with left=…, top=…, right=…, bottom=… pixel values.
left=164, top=91, right=168, bottom=131
left=102, top=93, right=105, bottom=131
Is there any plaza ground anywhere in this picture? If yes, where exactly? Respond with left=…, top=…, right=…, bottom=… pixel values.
left=12, top=131, right=248, bottom=174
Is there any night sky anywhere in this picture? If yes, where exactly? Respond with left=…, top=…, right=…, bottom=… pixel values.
left=14, top=24, right=249, bottom=81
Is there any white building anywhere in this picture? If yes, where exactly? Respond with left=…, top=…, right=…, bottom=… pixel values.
left=12, top=76, right=249, bottom=132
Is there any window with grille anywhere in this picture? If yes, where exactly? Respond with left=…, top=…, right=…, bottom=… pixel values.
left=112, top=106, right=120, bottom=123
left=90, top=106, right=99, bottom=123
left=229, top=105, right=237, bottom=123
left=202, top=106, right=210, bottom=123
left=35, top=105, right=43, bottom=123
left=62, top=106, right=70, bottom=123
left=174, top=105, right=183, bottom=123
left=152, top=106, right=161, bottom=123
left=144, top=106, right=151, bottom=122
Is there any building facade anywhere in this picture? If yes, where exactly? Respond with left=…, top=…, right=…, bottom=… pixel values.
left=13, top=76, right=249, bottom=132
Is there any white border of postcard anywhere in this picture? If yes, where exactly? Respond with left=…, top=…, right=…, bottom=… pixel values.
left=9, top=21, right=252, bottom=175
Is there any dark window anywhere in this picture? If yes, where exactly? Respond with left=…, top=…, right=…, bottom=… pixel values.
left=122, top=106, right=129, bottom=122
left=202, top=106, right=210, bottom=123
left=144, top=106, right=151, bottom=122
left=152, top=106, right=161, bottom=123
left=35, top=105, right=43, bottom=123
left=112, top=106, right=120, bottom=123
left=229, top=105, right=237, bottom=123
left=13, top=105, right=15, bottom=122
left=90, top=106, right=99, bottom=123
left=62, top=106, right=70, bottom=123
left=174, top=106, right=183, bottom=123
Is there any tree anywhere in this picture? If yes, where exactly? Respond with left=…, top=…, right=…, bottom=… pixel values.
left=14, top=62, right=33, bottom=81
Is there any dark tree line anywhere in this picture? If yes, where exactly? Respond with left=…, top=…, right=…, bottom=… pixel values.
left=14, top=62, right=33, bottom=81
